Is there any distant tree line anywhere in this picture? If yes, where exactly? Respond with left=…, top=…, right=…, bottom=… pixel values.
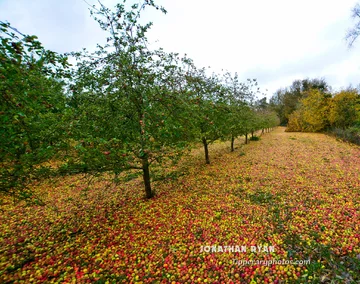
left=269, top=78, right=360, bottom=143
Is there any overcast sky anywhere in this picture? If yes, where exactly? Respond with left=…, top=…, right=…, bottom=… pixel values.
left=1, top=0, right=360, bottom=98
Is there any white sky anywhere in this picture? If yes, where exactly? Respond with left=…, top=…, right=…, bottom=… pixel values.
left=1, top=0, right=360, bottom=98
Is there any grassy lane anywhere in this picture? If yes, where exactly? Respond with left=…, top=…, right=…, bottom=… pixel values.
left=1, top=127, right=359, bottom=283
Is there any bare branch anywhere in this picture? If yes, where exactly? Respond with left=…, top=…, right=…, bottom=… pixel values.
left=0, top=20, right=26, bottom=37
left=81, top=0, right=101, bottom=13
left=346, top=3, right=360, bottom=47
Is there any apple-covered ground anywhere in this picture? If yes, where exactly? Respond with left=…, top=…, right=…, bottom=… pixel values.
left=1, top=127, right=359, bottom=283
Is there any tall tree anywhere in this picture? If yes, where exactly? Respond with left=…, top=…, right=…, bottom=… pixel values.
left=269, top=89, right=286, bottom=125
left=69, top=1, right=194, bottom=198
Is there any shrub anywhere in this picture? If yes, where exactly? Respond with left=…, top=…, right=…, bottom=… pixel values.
left=331, top=127, right=360, bottom=145
left=249, top=136, right=260, bottom=141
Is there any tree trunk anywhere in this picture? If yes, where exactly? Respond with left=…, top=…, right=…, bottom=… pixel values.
left=231, top=135, right=235, bottom=152
left=262, top=129, right=264, bottom=135
left=202, top=137, right=210, bottom=164
left=251, top=131, right=254, bottom=138
left=142, top=155, right=153, bottom=199
left=245, top=133, right=248, bottom=144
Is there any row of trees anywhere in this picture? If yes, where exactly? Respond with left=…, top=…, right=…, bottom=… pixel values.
left=1, top=1, right=279, bottom=200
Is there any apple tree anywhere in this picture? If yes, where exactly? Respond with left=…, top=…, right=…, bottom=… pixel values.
left=68, top=1, right=195, bottom=198
left=183, top=65, right=231, bottom=164
left=223, top=72, right=259, bottom=149
left=0, top=21, right=70, bottom=201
